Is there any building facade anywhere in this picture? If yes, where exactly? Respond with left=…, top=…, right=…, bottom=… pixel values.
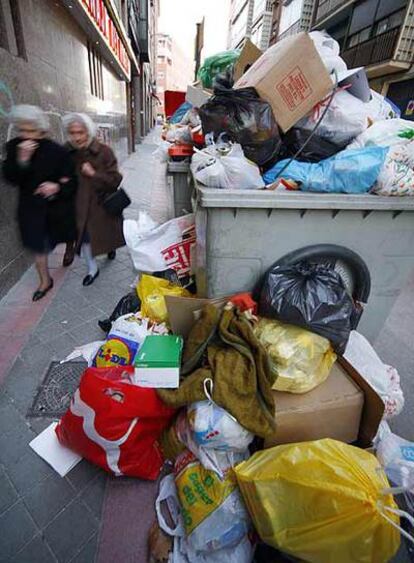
left=311, top=0, right=414, bottom=112
left=269, top=0, right=314, bottom=44
left=156, top=32, right=194, bottom=116
left=227, top=0, right=274, bottom=51
left=0, top=0, right=158, bottom=298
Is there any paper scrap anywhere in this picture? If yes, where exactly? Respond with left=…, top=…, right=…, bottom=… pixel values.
left=29, top=422, right=82, bottom=477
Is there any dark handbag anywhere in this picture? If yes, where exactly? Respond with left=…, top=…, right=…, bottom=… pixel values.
left=102, top=188, right=131, bottom=216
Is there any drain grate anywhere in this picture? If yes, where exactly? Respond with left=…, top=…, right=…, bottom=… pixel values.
left=27, top=360, right=87, bottom=418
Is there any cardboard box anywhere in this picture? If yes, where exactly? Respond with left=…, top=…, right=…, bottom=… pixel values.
left=186, top=84, right=211, bottom=108
left=264, top=357, right=384, bottom=449
left=134, top=335, right=183, bottom=388
left=165, top=295, right=229, bottom=339
left=235, top=32, right=333, bottom=132
left=233, top=38, right=262, bottom=83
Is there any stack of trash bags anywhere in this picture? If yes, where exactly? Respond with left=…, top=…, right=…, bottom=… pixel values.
left=187, top=30, right=414, bottom=197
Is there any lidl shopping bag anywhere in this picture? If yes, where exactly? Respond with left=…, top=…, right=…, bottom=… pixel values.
left=174, top=450, right=251, bottom=553
left=56, top=367, right=176, bottom=480
left=235, top=439, right=401, bottom=563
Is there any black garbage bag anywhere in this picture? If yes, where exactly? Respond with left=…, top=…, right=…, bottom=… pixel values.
left=199, top=87, right=281, bottom=169
left=279, top=128, right=348, bottom=163
left=98, top=291, right=141, bottom=333
left=259, top=262, right=355, bottom=353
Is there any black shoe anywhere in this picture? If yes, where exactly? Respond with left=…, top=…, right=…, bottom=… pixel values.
left=107, top=251, right=116, bottom=260
left=32, top=279, right=54, bottom=302
left=82, top=270, right=100, bottom=286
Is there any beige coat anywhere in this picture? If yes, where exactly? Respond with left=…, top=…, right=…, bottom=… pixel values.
left=69, top=140, right=125, bottom=256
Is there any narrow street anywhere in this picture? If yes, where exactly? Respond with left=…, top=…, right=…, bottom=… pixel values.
left=0, top=129, right=168, bottom=562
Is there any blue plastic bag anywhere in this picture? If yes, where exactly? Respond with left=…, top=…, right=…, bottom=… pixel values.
left=170, top=102, right=192, bottom=124
left=263, top=147, right=388, bottom=194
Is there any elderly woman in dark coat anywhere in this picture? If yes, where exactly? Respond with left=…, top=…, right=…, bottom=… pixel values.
left=2, top=105, right=77, bottom=301
left=62, top=113, right=125, bottom=286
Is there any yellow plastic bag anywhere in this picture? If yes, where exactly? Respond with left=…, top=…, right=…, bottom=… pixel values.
left=254, top=318, right=336, bottom=393
left=137, top=274, right=191, bottom=324
left=235, top=439, right=401, bottom=563
left=174, top=450, right=251, bottom=553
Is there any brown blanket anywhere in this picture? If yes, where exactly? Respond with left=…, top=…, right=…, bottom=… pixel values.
left=157, top=305, right=277, bottom=439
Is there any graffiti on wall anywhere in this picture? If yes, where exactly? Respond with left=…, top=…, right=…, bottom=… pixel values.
left=0, top=80, right=15, bottom=118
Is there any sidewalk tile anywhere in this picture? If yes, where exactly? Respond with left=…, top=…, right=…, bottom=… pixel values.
left=23, top=472, right=75, bottom=528
left=82, top=473, right=107, bottom=519
left=0, top=413, right=35, bottom=467
left=0, top=467, right=18, bottom=515
left=0, top=501, right=38, bottom=560
left=70, top=532, right=97, bottom=563
left=11, top=535, right=56, bottom=563
left=7, top=449, right=55, bottom=496
left=1, top=359, right=47, bottom=417
left=65, top=460, right=103, bottom=492
left=44, top=499, right=97, bottom=563
left=0, top=394, right=26, bottom=435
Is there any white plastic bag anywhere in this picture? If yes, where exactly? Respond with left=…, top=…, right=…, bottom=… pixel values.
left=174, top=410, right=248, bottom=476
left=191, top=144, right=264, bottom=190
left=348, top=119, right=414, bottom=150
left=153, top=140, right=172, bottom=163
left=373, top=141, right=414, bottom=196
left=63, top=341, right=104, bottom=366
left=123, top=213, right=195, bottom=276
left=366, top=90, right=400, bottom=121
left=310, top=31, right=347, bottom=77
left=156, top=467, right=254, bottom=563
left=297, top=89, right=370, bottom=145
left=188, top=400, right=254, bottom=451
left=344, top=331, right=404, bottom=418
left=375, top=421, right=414, bottom=513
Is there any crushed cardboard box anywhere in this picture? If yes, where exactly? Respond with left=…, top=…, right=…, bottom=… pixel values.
left=265, top=357, right=384, bottom=449
left=235, top=32, right=333, bottom=132
left=233, top=38, right=262, bottom=83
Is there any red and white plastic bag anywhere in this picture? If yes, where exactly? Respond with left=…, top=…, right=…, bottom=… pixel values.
left=56, top=367, right=176, bottom=480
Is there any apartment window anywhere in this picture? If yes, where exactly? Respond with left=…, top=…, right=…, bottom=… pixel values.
left=347, top=26, right=370, bottom=47
left=374, top=9, right=405, bottom=36
left=87, top=42, right=104, bottom=100
left=0, top=0, right=26, bottom=58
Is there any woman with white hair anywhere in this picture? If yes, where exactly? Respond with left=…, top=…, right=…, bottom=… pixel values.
left=2, top=104, right=77, bottom=301
left=63, top=113, right=125, bottom=286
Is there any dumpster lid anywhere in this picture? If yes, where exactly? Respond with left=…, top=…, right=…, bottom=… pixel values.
left=195, top=186, right=414, bottom=211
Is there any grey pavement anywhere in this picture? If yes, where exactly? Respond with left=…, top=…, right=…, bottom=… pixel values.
left=0, top=126, right=413, bottom=561
left=0, top=128, right=166, bottom=563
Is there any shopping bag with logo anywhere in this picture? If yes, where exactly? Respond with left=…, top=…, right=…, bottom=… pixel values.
left=155, top=473, right=254, bottom=563
left=169, top=409, right=249, bottom=477
left=173, top=450, right=251, bottom=553
left=235, top=438, right=404, bottom=563
left=56, top=367, right=176, bottom=480
left=93, top=312, right=169, bottom=368
left=123, top=213, right=196, bottom=283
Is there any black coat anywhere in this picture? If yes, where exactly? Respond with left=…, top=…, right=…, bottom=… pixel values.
left=2, top=137, right=77, bottom=253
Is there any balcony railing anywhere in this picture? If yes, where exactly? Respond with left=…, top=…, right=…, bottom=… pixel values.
left=341, top=27, right=400, bottom=68
left=314, top=0, right=354, bottom=25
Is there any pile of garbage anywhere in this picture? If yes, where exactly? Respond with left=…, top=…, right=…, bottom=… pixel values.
left=40, top=242, right=411, bottom=561
left=159, top=30, right=414, bottom=198
left=29, top=29, right=414, bottom=563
